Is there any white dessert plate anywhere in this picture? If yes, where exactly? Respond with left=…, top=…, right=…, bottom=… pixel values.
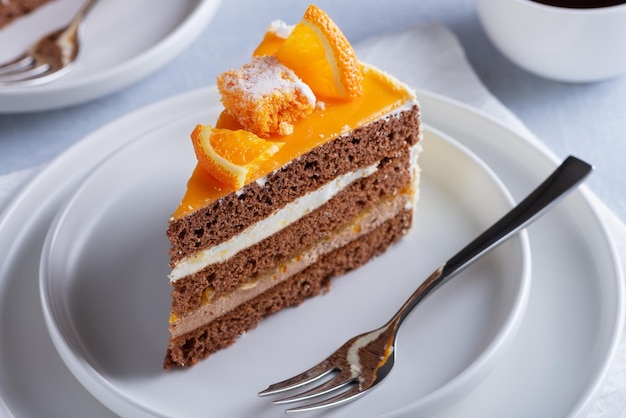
left=0, top=0, right=221, bottom=113
left=0, top=88, right=621, bottom=418
left=39, top=98, right=529, bottom=416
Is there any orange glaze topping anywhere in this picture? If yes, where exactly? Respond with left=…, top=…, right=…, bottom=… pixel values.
left=172, top=64, right=415, bottom=220
left=252, top=31, right=286, bottom=57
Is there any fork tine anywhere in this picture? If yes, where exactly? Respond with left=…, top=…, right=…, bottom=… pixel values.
left=284, top=384, right=365, bottom=414
left=272, top=372, right=354, bottom=404
left=0, top=55, right=34, bottom=76
left=258, top=359, right=335, bottom=397
left=0, top=63, right=50, bottom=83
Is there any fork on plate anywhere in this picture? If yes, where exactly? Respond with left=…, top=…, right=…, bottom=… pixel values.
left=259, top=156, right=592, bottom=413
left=0, top=0, right=98, bottom=86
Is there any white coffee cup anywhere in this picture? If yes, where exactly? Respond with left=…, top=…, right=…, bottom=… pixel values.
left=476, top=0, right=626, bottom=82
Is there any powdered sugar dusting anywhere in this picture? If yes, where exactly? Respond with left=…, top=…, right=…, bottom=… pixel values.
left=268, top=20, right=294, bottom=38
left=217, top=55, right=318, bottom=136
left=222, top=56, right=315, bottom=106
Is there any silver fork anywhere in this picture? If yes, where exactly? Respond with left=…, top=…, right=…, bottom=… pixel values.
left=0, top=0, right=98, bottom=86
left=259, top=156, right=592, bottom=413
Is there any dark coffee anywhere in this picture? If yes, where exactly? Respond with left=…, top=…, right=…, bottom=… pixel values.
left=531, top=0, right=625, bottom=8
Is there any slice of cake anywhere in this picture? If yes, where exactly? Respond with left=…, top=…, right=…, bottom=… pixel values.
left=0, top=0, right=53, bottom=29
left=165, top=4, right=422, bottom=369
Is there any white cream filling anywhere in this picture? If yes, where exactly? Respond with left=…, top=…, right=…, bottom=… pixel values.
left=408, top=139, right=423, bottom=209
left=169, top=163, right=379, bottom=281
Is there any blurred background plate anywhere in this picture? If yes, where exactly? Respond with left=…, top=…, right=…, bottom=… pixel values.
left=0, top=0, right=221, bottom=113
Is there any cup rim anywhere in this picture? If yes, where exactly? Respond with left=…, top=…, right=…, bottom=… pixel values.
left=515, top=0, right=626, bottom=14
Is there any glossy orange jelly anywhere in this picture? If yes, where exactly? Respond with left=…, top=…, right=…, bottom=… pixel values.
left=252, top=31, right=285, bottom=57
left=172, top=65, right=415, bottom=219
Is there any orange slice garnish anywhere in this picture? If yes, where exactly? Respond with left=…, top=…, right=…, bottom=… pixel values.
left=274, top=4, right=363, bottom=100
left=191, top=124, right=284, bottom=190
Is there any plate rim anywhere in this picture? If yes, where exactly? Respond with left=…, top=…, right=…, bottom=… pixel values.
left=418, top=90, right=625, bottom=417
left=0, top=87, right=621, bottom=417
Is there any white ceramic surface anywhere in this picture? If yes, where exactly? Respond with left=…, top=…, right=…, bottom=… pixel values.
left=38, top=96, right=529, bottom=416
left=0, top=0, right=221, bottom=112
left=476, top=0, right=626, bottom=82
left=0, top=89, right=621, bottom=418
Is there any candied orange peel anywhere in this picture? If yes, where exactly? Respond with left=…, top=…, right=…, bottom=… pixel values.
left=191, top=124, right=284, bottom=190
left=217, top=56, right=315, bottom=138
left=274, top=4, right=363, bottom=100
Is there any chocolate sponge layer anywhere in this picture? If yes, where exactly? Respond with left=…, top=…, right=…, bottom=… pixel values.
left=167, top=106, right=420, bottom=265
left=169, top=151, right=414, bottom=317
left=164, top=209, right=412, bottom=369
left=165, top=102, right=421, bottom=369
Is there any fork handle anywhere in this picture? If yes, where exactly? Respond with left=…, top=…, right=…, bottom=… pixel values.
left=64, top=0, right=99, bottom=34
left=391, top=156, right=593, bottom=328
